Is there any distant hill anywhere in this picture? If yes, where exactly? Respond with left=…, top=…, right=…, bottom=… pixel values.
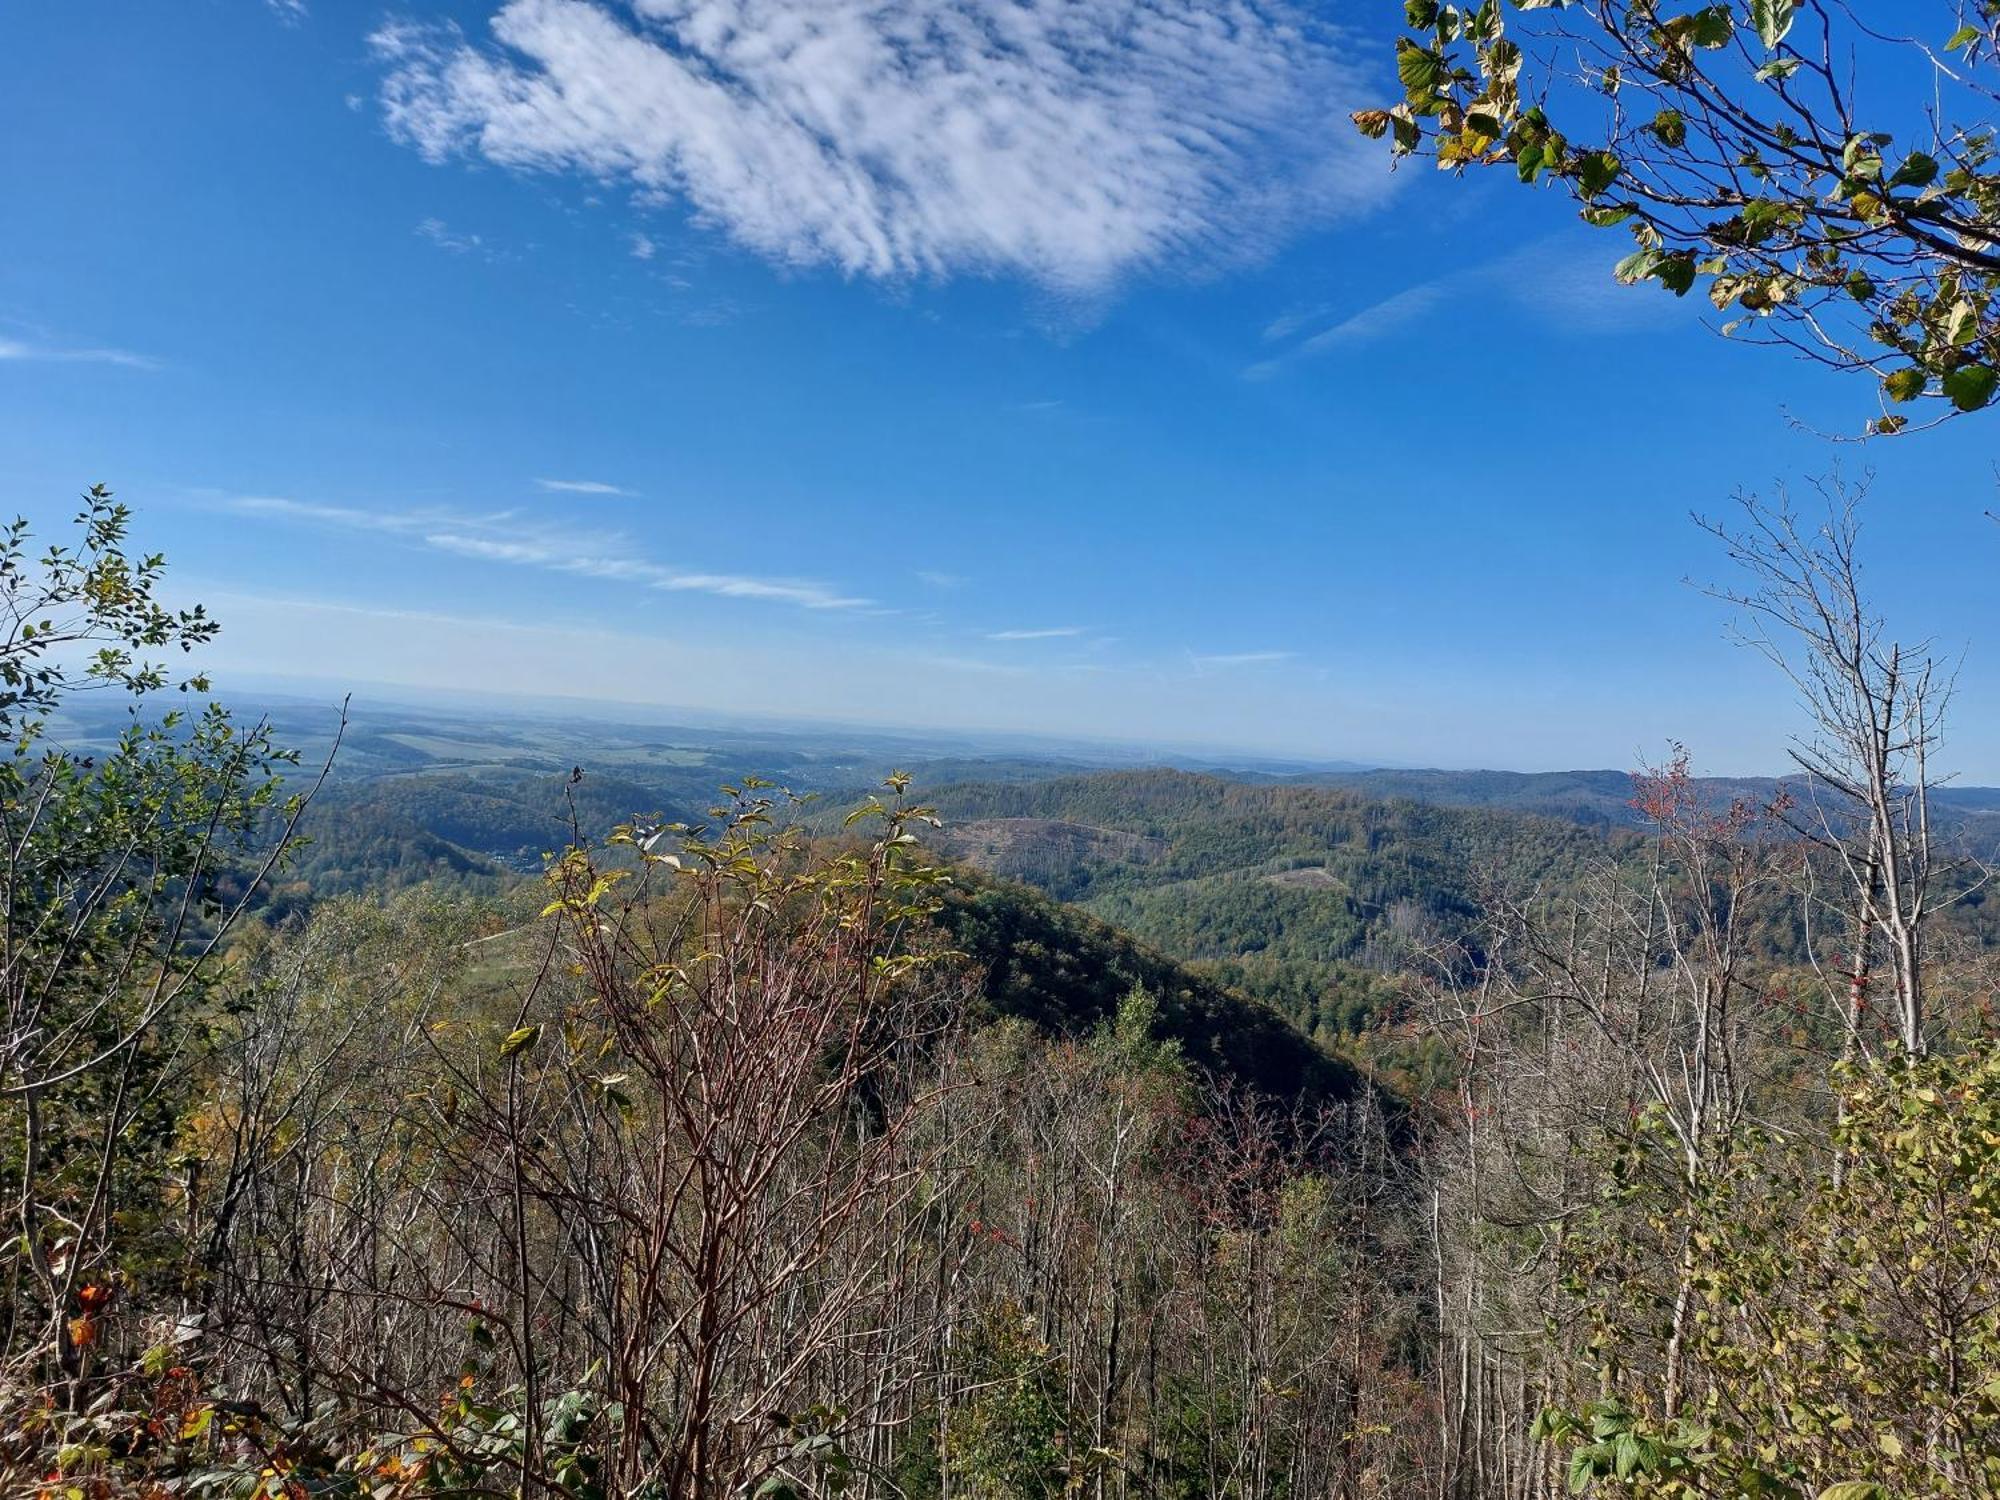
left=914, top=769, right=1635, bottom=1041
left=93, top=690, right=1990, bottom=1061
left=1292, top=766, right=2000, bottom=850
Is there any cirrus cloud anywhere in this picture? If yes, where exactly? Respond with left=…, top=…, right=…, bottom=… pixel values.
left=371, top=0, right=1388, bottom=290
left=228, top=494, right=870, bottom=610
left=536, top=476, right=636, bottom=495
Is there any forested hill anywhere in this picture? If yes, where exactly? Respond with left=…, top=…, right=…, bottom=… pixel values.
left=934, top=871, right=1365, bottom=1108
left=1299, top=765, right=2000, bottom=848
left=917, top=769, right=1635, bottom=1041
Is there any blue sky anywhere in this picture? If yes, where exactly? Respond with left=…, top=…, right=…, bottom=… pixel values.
left=4, top=1, right=1997, bottom=775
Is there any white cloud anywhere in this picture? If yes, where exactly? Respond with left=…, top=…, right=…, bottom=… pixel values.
left=1191, top=649, right=1294, bottom=669
left=628, top=232, right=657, bottom=260
left=229, top=494, right=869, bottom=610
left=1244, top=279, right=1450, bottom=378
left=267, top=0, right=309, bottom=21
left=1249, top=236, right=1677, bottom=377
left=370, top=0, right=1388, bottom=290
left=987, top=626, right=1085, bottom=640
left=1259, top=301, right=1331, bottom=343
left=416, top=216, right=484, bottom=254
left=1296, top=280, right=1450, bottom=352
left=0, top=338, right=159, bottom=371
left=536, top=476, right=636, bottom=495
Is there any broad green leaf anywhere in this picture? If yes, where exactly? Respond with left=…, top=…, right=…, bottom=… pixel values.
left=1882, top=367, right=1926, bottom=403
left=1674, top=6, right=1734, bottom=48
left=1943, top=363, right=1998, bottom=411
left=1567, top=1446, right=1598, bottom=1494
left=1889, top=152, right=1939, bottom=190
left=1615, top=248, right=1660, bottom=284
left=1614, top=1430, right=1644, bottom=1480
left=501, top=1024, right=541, bottom=1059
left=1751, top=0, right=1796, bottom=50
left=1396, top=39, right=1445, bottom=94
left=1577, top=152, right=1621, bottom=195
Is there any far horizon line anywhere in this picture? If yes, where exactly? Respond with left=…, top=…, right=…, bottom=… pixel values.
left=189, top=670, right=1990, bottom=791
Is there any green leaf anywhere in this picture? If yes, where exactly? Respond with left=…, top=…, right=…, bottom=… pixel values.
left=1751, top=0, right=1796, bottom=50
left=1882, top=366, right=1926, bottom=403
left=1569, top=1439, right=1620, bottom=1490
left=1943, top=363, right=1998, bottom=411
left=1889, top=152, right=1939, bottom=190
left=501, top=1024, right=542, bottom=1059
left=1396, top=38, right=1445, bottom=95
left=1755, top=55, right=1804, bottom=80
left=1819, top=1485, right=1888, bottom=1500
left=1674, top=6, right=1734, bottom=48
left=1576, top=152, right=1621, bottom=195
left=1945, top=24, right=1981, bottom=52
left=1567, top=1446, right=1598, bottom=1495
left=1614, top=1431, right=1645, bottom=1480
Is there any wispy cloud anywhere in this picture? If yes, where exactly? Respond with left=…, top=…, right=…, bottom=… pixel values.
left=536, top=477, right=635, bottom=496
left=1191, top=649, right=1296, bottom=670
left=918, top=654, right=1037, bottom=677
left=1244, top=280, right=1451, bottom=379
left=416, top=217, right=485, bottom=255
left=229, top=495, right=869, bottom=610
left=988, top=626, right=1086, bottom=641
left=628, top=233, right=657, bottom=261
left=1296, top=281, right=1451, bottom=353
left=266, top=0, right=308, bottom=21
left=0, top=337, right=159, bottom=371
left=915, top=570, right=966, bottom=591
left=1249, top=237, right=1678, bottom=378
left=1260, top=301, right=1332, bottom=343
left=370, top=0, right=1387, bottom=291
